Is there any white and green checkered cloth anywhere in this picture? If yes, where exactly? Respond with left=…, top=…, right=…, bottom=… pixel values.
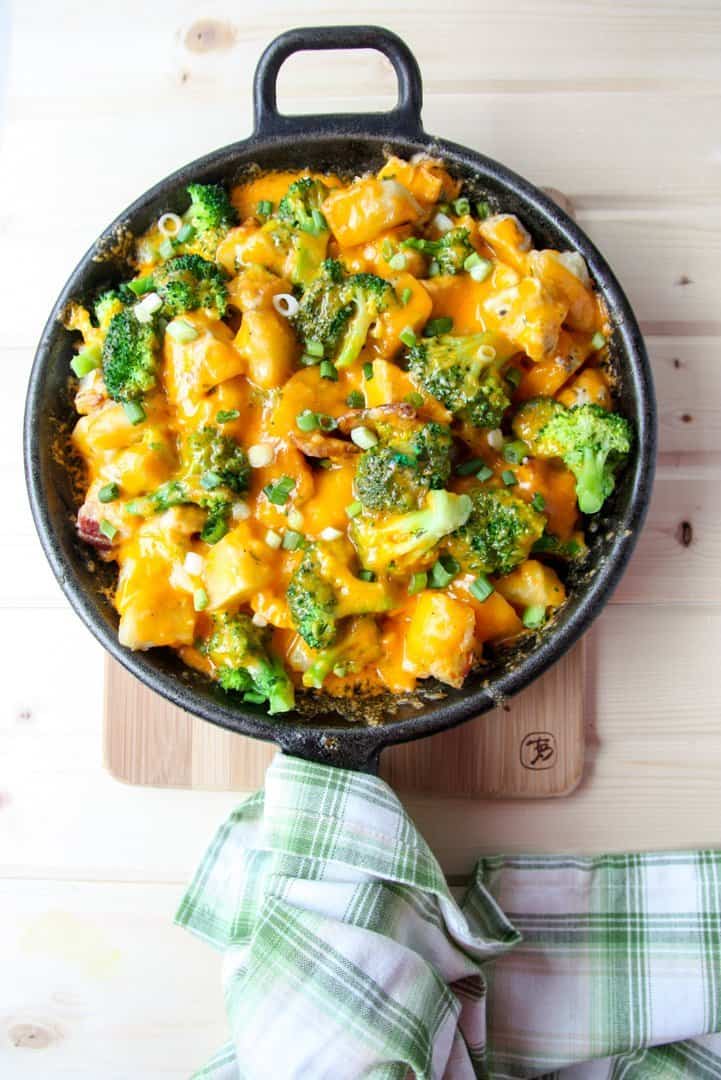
left=176, top=756, right=721, bottom=1079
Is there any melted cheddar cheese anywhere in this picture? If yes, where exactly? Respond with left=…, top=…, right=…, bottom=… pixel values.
left=67, top=156, right=619, bottom=715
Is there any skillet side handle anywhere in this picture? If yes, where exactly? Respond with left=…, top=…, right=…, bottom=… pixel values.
left=275, top=729, right=382, bottom=775
left=253, top=25, right=424, bottom=140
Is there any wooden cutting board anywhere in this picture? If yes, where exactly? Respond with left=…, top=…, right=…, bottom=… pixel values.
left=104, top=640, right=585, bottom=798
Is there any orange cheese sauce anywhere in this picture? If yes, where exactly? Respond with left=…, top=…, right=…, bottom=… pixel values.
left=67, top=157, right=613, bottom=709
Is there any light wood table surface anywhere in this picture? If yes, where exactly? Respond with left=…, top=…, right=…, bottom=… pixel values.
left=1, top=2, right=720, bottom=1074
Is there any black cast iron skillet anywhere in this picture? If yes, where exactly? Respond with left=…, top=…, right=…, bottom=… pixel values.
left=24, top=26, right=656, bottom=771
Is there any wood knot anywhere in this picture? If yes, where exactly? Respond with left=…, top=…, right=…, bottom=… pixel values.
left=681, top=413, right=693, bottom=423
left=677, top=520, right=693, bottom=547
left=184, top=20, right=236, bottom=53
left=8, top=1023, right=61, bottom=1050
left=672, top=357, right=682, bottom=369
left=676, top=274, right=692, bottom=286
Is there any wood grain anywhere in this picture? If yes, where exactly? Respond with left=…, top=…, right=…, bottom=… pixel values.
left=2, top=3, right=721, bottom=1076
left=104, top=644, right=585, bottom=798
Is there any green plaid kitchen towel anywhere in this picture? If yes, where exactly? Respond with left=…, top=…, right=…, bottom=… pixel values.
left=176, top=755, right=721, bottom=1079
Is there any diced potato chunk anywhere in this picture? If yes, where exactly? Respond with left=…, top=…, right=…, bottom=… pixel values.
left=323, top=178, right=422, bottom=247
left=558, top=367, right=612, bottom=409
left=377, top=156, right=460, bottom=205
left=404, top=592, right=477, bottom=688
left=163, top=312, right=244, bottom=419
left=204, top=524, right=274, bottom=610
left=515, top=329, right=592, bottom=400
left=233, top=309, right=299, bottom=389
left=529, top=250, right=597, bottom=333
left=478, top=214, right=532, bottom=272
left=495, top=560, right=566, bottom=613
left=482, top=277, right=567, bottom=362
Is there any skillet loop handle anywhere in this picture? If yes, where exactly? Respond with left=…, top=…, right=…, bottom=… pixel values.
left=253, top=26, right=424, bottom=139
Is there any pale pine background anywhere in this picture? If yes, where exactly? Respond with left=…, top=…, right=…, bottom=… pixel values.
left=1, top=2, right=720, bottom=1074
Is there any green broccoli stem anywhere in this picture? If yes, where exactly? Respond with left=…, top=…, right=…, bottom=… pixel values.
left=303, top=652, right=337, bottom=690
left=336, top=306, right=373, bottom=368
left=247, top=654, right=296, bottom=714
left=574, top=446, right=609, bottom=514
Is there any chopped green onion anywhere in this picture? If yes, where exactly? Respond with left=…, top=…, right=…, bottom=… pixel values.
left=124, top=500, right=146, bottom=517
left=159, top=237, right=176, bottom=260
left=505, top=366, right=522, bottom=389
left=320, top=360, right=338, bottom=381
left=176, top=223, right=195, bottom=243
left=264, top=475, right=296, bottom=506
left=282, top=530, right=303, bottom=551
left=201, top=513, right=228, bottom=545
left=311, top=209, right=327, bottom=233
left=350, top=426, right=378, bottom=450
left=70, top=344, right=102, bottom=378
left=404, top=391, right=424, bottom=408
left=123, top=401, right=146, bottom=425
left=99, top=519, right=117, bottom=541
left=363, top=362, right=374, bottom=380
left=318, top=414, right=337, bottom=432
left=98, top=482, right=119, bottom=504
left=470, top=574, right=494, bottom=602
left=381, top=239, right=394, bottom=259
left=193, top=587, right=209, bottom=612
left=463, top=252, right=482, bottom=271
left=428, top=259, right=441, bottom=277
left=167, top=318, right=199, bottom=343
left=522, top=604, right=547, bottom=629
left=476, top=464, right=494, bottom=482
left=475, top=200, right=490, bottom=220
left=296, top=410, right=319, bottom=432
left=408, top=571, right=427, bottom=595
left=456, top=457, right=486, bottom=477
left=265, top=529, right=282, bottom=549
left=243, top=691, right=266, bottom=704
left=591, top=331, right=607, bottom=350
left=126, top=276, right=156, bottom=297
left=531, top=492, right=546, bottom=512
left=468, top=257, right=493, bottom=283
left=345, top=501, right=362, bottom=519
left=400, top=327, right=417, bottom=348
left=200, top=470, right=223, bottom=491
left=306, top=339, right=324, bottom=358
left=430, top=555, right=459, bottom=589
left=400, top=286, right=412, bottom=306
left=502, top=469, right=518, bottom=487
left=346, top=390, right=365, bottom=409
left=389, top=252, right=407, bottom=271
left=453, top=197, right=470, bottom=216
left=503, top=439, right=529, bottom=464
left=256, top=199, right=272, bottom=217
left=438, top=202, right=450, bottom=214
left=300, top=353, right=319, bottom=366
left=424, top=317, right=453, bottom=336
left=216, top=409, right=240, bottom=424
left=358, top=569, right=376, bottom=582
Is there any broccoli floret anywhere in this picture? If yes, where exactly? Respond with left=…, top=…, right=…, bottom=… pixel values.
left=184, top=426, right=250, bottom=495
left=512, top=397, right=566, bottom=452
left=407, top=333, right=511, bottom=429
left=185, top=182, right=237, bottom=258
left=153, top=255, right=228, bottom=317
left=350, top=489, right=472, bottom=577
left=203, top=612, right=295, bottom=715
left=533, top=403, right=632, bottom=515
left=277, top=177, right=329, bottom=234
left=286, top=548, right=338, bottom=650
left=102, top=309, right=158, bottom=403
left=149, top=480, right=190, bottom=512
left=302, top=616, right=381, bottom=690
left=445, top=487, right=546, bottom=577
left=293, top=264, right=395, bottom=368
left=402, top=228, right=474, bottom=275
left=354, top=421, right=453, bottom=512
left=94, top=290, right=126, bottom=332
left=287, top=545, right=392, bottom=650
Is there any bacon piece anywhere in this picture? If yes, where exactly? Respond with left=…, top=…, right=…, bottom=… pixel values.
left=77, top=506, right=114, bottom=551
left=290, top=431, right=359, bottom=460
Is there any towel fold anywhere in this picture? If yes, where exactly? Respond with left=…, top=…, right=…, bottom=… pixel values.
left=177, top=756, right=721, bottom=1079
